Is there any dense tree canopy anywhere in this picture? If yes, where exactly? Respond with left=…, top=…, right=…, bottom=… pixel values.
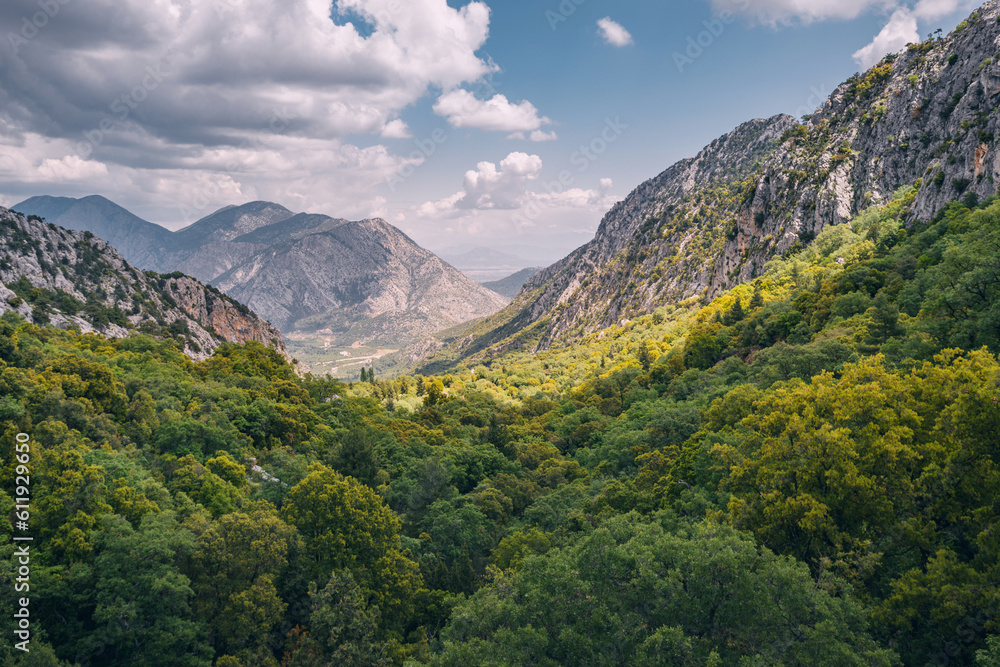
left=1, top=191, right=999, bottom=665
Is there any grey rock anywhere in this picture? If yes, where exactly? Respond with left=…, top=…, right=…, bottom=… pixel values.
left=0, top=207, right=286, bottom=361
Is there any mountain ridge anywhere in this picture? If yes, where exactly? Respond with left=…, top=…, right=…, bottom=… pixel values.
left=12, top=197, right=509, bottom=371
left=417, top=0, right=1000, bottom=370
left=0, top=206, right=287, bottom=361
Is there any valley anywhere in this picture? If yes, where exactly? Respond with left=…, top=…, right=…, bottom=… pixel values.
left=4, top=1, right=1000, bottom=665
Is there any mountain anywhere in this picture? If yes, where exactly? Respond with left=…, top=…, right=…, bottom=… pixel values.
left=209, top=214, right=509, bottom=335
left=417, top=1, right=1000, bottom=369
left=13, top=194, right=174, bottom=270
left=0, top=207, right=287, bottom=360
left=10, top=198, right=509, bottom=369
left=438, top=246, right=536, bottom=282
left=481, top=267, right=544, bottom=299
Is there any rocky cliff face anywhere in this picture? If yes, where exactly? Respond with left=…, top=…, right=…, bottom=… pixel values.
left=0, top=207, right=287, bottom=361
left=212, top=216, right=509, bottom=336
left=11, top=198, right=509, bottom=347
left=420, top=0, right=1000, bottom=366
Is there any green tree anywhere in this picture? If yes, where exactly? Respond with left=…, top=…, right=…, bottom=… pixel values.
left=189, top=504, right=296, bottom=656
left=432, top=517, right=897, bottom=665
left=89, top=513, right=212, bottom=666
left=281, top=464, right=424, bottom=622
left=867, top=291, right=903, bottom=343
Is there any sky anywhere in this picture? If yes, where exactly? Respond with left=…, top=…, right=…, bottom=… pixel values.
left=0, top=0, right=982, bottom=262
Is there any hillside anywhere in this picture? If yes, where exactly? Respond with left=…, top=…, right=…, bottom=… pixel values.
left=418, top=0, right=1000, bottom=369
left=12, top=197, right=509, bottom=374
left=0, top=207, right=286, bottom=360
left=4, top=189, right=999, bottom=665
left=481, top=267, right=544, bottom=299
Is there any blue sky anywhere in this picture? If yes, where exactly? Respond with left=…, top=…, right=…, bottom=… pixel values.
left=0, top=0, right=981, bottom=261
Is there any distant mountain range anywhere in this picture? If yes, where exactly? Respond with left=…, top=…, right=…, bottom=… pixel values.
left=437, top=247, right=542, bottom=282
left=12, top=197, right=508, bottom=352
left=481, top=267, right=543, bottom=299
left=0, top=207, right=286, bottom=360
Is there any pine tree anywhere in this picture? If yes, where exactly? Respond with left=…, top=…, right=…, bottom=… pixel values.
left=723, top=298, right=745, bottom=326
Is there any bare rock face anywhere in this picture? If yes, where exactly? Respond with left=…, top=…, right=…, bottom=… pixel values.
left=0, top=208, right=287, bottom=361
left=212, top=216, right=508, bottom=335
left=423, top=0, right=1000, bottom=363
left=11, top=199, right=509, bottom=347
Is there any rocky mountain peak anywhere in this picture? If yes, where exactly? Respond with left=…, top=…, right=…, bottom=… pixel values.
left=418, top=0, right=1000, bottom=368
left=0, top=207, right=287, bottom=361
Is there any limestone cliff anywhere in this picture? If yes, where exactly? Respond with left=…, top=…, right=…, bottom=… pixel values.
left=0, top=207, right=287, bottom=361
left=418, top=0, right=1000, bottom=368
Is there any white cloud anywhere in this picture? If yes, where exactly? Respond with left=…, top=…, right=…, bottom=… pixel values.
left=418, top=152, right=619, bottom=225
left=710, top=0, right=894, bottom=25
left=852, top=7, right=919, bottom=68
left=420, top=152, right=542, bottom=214
left=0, top=131, right=419, bottom=228
left=597, top=17, right=634, bottom=46
left=508, top=129, right=559, bottom=142
left=0, top=0, right=556, bottom=222
left=529, top=130, right=559, bottom=142
left=433, top=90, right=554, bottom=135
left=36, top=155, right=110, bottom=181
left=381, top=119, right=412, bottom=139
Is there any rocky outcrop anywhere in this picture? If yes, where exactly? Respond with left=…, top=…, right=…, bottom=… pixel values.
left=0, top=207, right=287, bottom=361
left=419, top=0, right=1000, bottom=366
left=12, top=198, right=509, bottom=347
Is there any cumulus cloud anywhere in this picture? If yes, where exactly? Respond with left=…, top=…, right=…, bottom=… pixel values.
left=380, top=119, right=412, bottom=139
left=0, top=0, right=555, bottom=222
left=36, top=155, right=110, bottom=181
left=0, top=0, right=497, bottom=146
left=421, top=152, right=543, bottom=214
left=852, top=8, right=919, bottom=68
left=433, top=90, right=554, bottom=138
left=418, top=151, right=619, bottom=233
left=597, top=17, right=634, bottom=46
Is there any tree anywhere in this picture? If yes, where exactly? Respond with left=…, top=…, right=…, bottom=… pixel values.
left=749, top=283, right=764, bottom=310
left=424, top=380, right=445, bottom=407
left=431, top=517, right=897, bottom=665
left=89, top=513, right=213, bottom=666
left=683, top=325, right=723, bottom=370
left=282, top=465, right=400, bottom=577
left=867, top=291, right=903, bottom=343
left=282, top=571, right=390, bottom=667
left=189, top=504, right=296, bottom=656
left=281, top=465, right=425, bottom=622
left=721, top=356, right=926, bottom=584
left=723, top=297, right=745, bottom=325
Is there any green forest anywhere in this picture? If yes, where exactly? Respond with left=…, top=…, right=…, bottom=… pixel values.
left=2, top=187, right=1000, bottom=665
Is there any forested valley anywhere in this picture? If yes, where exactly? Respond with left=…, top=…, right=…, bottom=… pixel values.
left=2, top=187, right=1000, bottom=665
